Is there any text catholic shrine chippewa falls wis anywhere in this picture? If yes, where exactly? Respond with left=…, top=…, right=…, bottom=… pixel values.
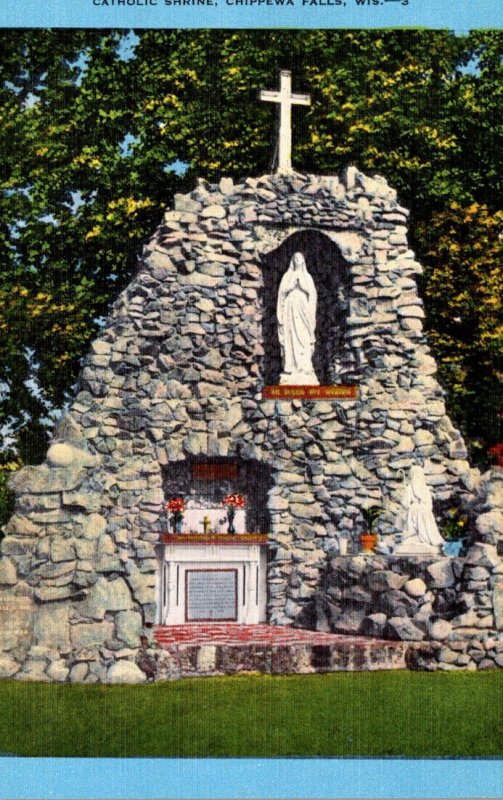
left=0, top=71, right=502, bottom=683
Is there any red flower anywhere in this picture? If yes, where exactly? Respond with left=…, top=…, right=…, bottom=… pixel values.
left=488, top=442, right=503, bottom=467
left=166, top=497, right=185, bottom=513
left=222, top=493, right=246, bottom=509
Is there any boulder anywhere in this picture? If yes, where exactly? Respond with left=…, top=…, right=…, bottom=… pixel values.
left=428, top=619, right=453, bottom=641
left=426, top=560, right=455, bottom=589
left=0, top=655, right=20, bottom=678
left=493, top=578, right=503, bottom=631
left=329, top=605, right=366, bottom=634
left=0, top=559, right=17, bottom=586
left=105, top=661, right=146, bottom=684
left=367, top=570, right=407, bottom=592
left=476, top=511, right=503, bottom=544
left=70, top=663, right=89, bottom=683
left=71, top=620, right=114, bottom=649
left=115, top=610, right=143, bottom=648
left=85, top=576, right=135, bottom=616
left=34, top=603, right=71, bottom=652
left=47, top=660, right=70, bottom=682
left=362, top=613, right=387, bottom=637
left=386, top=617, right=425, bottom=641
left=404, top=578, right=427, bottom=598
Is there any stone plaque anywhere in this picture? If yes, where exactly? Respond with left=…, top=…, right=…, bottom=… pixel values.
left=185, top=569, right=238, bottom=622
left=0, top=595, right=35, bottom=651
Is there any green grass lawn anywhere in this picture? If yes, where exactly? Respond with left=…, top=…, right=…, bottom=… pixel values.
left=0, top=671, right=501, bottom=758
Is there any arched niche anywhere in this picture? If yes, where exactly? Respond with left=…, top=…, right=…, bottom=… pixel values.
left=260, top=230, right=352, bottom=385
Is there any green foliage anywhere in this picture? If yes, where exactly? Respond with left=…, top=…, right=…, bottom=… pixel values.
left=441, top=506, right=470, bottom=542
left=0, top=30, right=502, bottom=468
left=360, top=505, right=384, bottom=534
left=417, top=201, right=503, bottom=454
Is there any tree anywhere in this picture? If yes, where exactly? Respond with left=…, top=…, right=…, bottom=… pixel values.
left=417, top=202, right=503, bottom=459
left=0, top=29, right=501, bottom=486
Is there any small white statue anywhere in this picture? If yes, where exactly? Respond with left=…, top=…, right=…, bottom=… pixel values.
left=393, top=465, right=444, bottom=555
left=277, top=252, right=318, bottom=385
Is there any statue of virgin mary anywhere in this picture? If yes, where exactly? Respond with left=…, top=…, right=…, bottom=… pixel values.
left=277, top=252, right=318, bottom=385
left=393, top=465, right=444, bottom=555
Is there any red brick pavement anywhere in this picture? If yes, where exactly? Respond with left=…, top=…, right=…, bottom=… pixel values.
left=154, top=623, right=401, bottom=648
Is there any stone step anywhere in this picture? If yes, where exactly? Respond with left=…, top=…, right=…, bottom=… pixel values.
left=152, top=624, right=411, bottom=677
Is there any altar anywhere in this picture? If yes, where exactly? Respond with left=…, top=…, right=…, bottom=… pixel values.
left=157, top=534, right=269, bottom=625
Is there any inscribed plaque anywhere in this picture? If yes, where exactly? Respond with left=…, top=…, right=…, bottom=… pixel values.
left=185, top=569, right=238, bottom=621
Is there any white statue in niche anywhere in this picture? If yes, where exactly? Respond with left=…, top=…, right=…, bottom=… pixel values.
left=277, top=251, right=318, bottom=385
left=393, top=465, right=444, bottom=555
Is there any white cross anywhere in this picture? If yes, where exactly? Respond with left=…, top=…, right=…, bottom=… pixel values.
left=260, top=70, right=311, bottom=175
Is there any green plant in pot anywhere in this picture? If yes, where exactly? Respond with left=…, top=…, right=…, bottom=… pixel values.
left=441, top=506, right=469, bottom=556
left=360, top=506, right=384, bottom=552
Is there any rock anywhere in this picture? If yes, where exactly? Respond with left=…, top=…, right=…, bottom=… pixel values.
left=92, top=340, right=111, bottom=356
left=115, top=610, right=142, bottom=647
left=125, top=568, right=156, bottom=606
left=478, top=658, right=496, bottom=670
left=362, top=613, right=387, bottom=637
left=493, top=578, right=503, bottom=631
left=84, top=576, right=135, bottom=616
left=3, top=514, right=40, bottom=537
left=464, top=544, right=500, bottom=568
left=386, top=617, right=425, bottom=641
left=46, top=660, right=70, bottom=682
left=71, top=621, right=114, bottom=649
left=367, top=570, right=407, bottom=592
left=105, top=661, right=146, bottom=684
left=219, top=177, right=234, bottom=194
left=183, top=432, right=208, bottom=455
left=50, top=538, right=76, bottom=563
left=18, top=660, right=51, bottom=682
left=404, top=578, right=427, bottom=598
left=406, top=642, right=438, bottom=670
left=70, top=663, right=89, bottom=683
left=0, top=559, right=17, bottom=586
left=268, top=495, right=289, bottom=511
left=378, top=589, right=418, bottom=617
left=82, top=513, right=107, bottom=540
left=0, top=655, right=20, bottom=678
left=34, top=603, right=71, bottom=651
left=201, top=204, right=226, bottom=219
left=428, top=619, right=453, bottom=641
left=426, top=560, right=455, bottom=589
left=329, top=605, right=366, bottom=634
left=438, top=646, right=458, bottom=664
left=476, top=511, right=503, bottom=543
left=47, top=443, right=75, bottom=467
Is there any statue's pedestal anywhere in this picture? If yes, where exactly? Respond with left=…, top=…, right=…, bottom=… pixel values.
left=393, top=540, right=443, bottom=556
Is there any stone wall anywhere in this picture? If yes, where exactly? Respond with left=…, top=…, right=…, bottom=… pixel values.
left=316, top=469, right=503, bottom=669
left=0, top=167, right=501, bottom=681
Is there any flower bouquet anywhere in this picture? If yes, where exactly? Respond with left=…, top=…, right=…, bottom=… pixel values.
left=166, top=497, right=185, bottom=534
left=222, top=493, right=246, bottom=534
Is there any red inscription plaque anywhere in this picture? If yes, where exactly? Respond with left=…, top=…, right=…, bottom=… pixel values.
left=192, top=462, right=238, bottom=481
left=262, top=385, right=358, bottom=400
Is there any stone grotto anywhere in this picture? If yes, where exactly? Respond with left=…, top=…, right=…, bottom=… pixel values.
left=0, top=75, right=502, bottom=682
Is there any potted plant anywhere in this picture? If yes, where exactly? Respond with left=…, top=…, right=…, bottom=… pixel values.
left=359, top=505, right=384, bottom=552
left=442, top=507, right=469, bottom=556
